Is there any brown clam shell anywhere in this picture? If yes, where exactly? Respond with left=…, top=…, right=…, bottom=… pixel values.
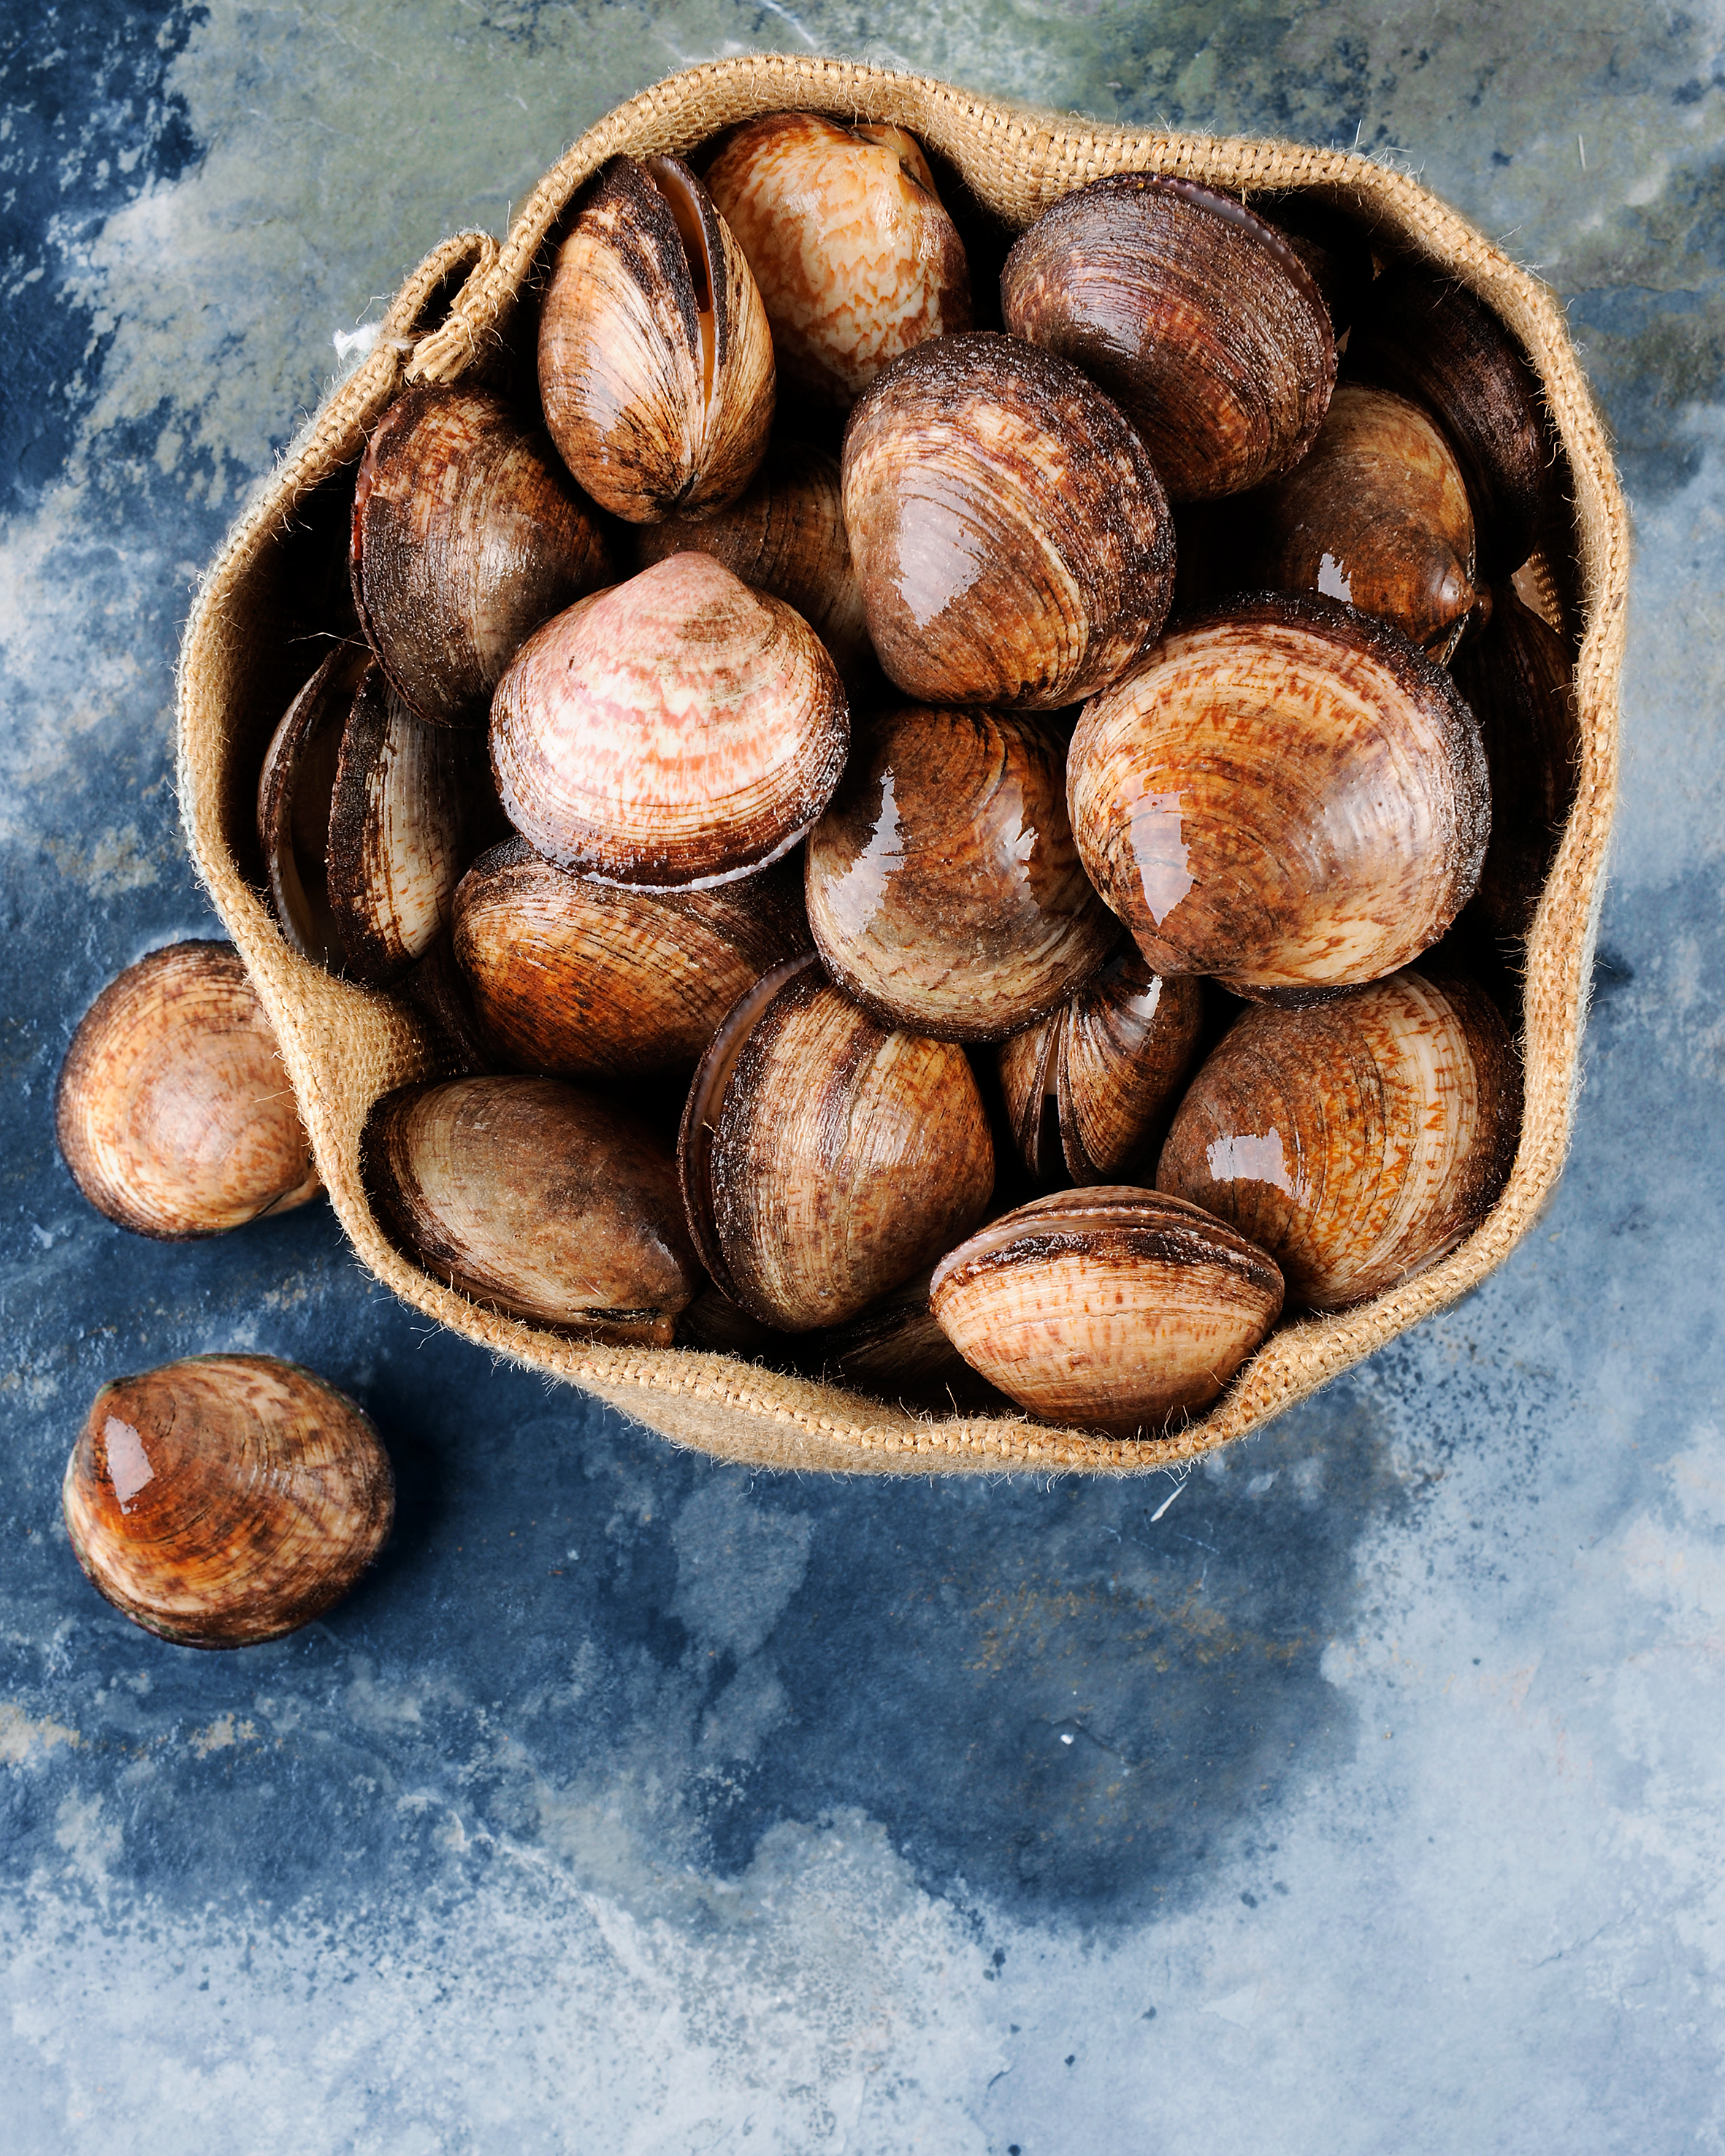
left=1450, top=585, right=1581, bottom=940
left=804, top=702, right=1116, bottom=1041
left=1067, top=594, right=1491, bottom=997
left=1236, top=382, right=1481, bottom=661
left=1156, top=968, right=1523, bottom=1310
left=679, top=954, right=995, bottom=1332
left=451, top=837, right=811, bottom=1078
left=364, top=1076, right=699, bottom=1343
left=351, top=383, right=612, bottom=727
left=703, top=112, right=972, bottom=410
left=998, top=1009, right=1065, bottom=1186
left=56, top=941, right=320, bottom=1240
left=929, top=1187, right=1285, bottom=1435
left=841, top=331, right=1174, bottom=710
left=1347, top=264, right=1551, bottom=580
left=63, top=1354, right=394, bottom=1649
left=800, top=1267, right=1006, bottom=1409
left=538, top=155, right=775, bottom=523
left=1001, top=173, right=1336, bottom=502
left=257, top=641, right=371, bottom=971
left=630, top=437, right=872, bottom=686
left=490, top=552, right=848, bottom=888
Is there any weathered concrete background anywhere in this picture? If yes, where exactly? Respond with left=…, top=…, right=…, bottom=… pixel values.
left=2, top=4, right=1721, bottom=2148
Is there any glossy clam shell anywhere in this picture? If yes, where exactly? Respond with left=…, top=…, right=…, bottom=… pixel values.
left=929, top=1186, right=1285, bottom=1435
left=56, top=941, right=320, bottom=1240
left=1057, top=949, right=1206, bottom=1181
left=678, top=954, right=995, bottom=1332
left=538, top=155, right=774, bottom=523
left=62, top=1354, right=394, bottom=1649
left=1347, top=264, right=1550, bottom=579
left=258, top=641, right=371, bottom=970
left=364, top=1076, right=699, bottom=1342
left=490, top=551, right=848, bottom=887
left=805, top=703, right=1115, bottom=1041
left=1237, top=383, right=1480, bottom=660
left=630, top=437, right=871, bottom=685
left=704, top=112, right=971, bottom=410
left=1067, top=594, right=1491, bottom=995
left=998, top=1008, right=1065, bottom=1186
left=351, top=383, right=612, bottom=727
left=451, top=837, right=811, bottom=1078
left=1450, top=585, right=1580, bottom=940
left=1001, top=173, right=1336, bottom=502
left=841, top=331, right=1174, bottom=709
left=1155, top=969, right=1523, bottom=1310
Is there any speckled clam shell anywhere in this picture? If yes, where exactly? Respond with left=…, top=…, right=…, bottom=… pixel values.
left=258, top=642, right=371, bottom=971
left=538, top=154, right=775, bottom=523
left=805, top=703, right=1115, bottom=1041
left=1235, top=383, right=1480, bottom=661
left=678, top=954, right=995, bottom=1332
left=451, top=837, right=811, bottom=1078
left=490, top=551, right=849, bottom=888
left=1001, top=173, right=1336, bottom=502
left=929, top=1186, right=1285, bottom=1436
left=62, top=1354, right=393, bottom=1649
left=364, top=1076, right=699, bottom=1343
left=704, top=112, right=971, bottom=410
left=841, top=331, right=1174, bottom=710
left=1155, top=969, right=1523, bottom=1310
left=56, top=941, right=320, bottom=1240
left=1067, top=594, right=1491, bottom=997
left=351, top=383, right=612, bottom=727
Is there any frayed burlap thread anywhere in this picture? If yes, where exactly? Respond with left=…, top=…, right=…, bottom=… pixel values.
left=175, top=59, right=1626, bottom=1477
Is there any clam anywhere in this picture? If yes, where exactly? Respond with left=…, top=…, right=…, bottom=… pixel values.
left=364, top=1075, right=699, bottom=1342
left=1067, top=594, right=1491, bottom=997
left=256, top=642, right=369, bottom=972
left=1450, top=585, right=1580, bottom=940
left=703, top=112, right=971, bottom=410
left=679, top=953, right=995, bottom=1332
left=929, top=1187, right=1284, bottom=1435
left=630, top=437, right=872, bottom=686
left=56, top=941, right=320, bottom=1239
left=1001, top=173, right=1336, bottom=501
left=351, top=383, right=612, bottom=728
left=800, top=1267, right=1006, bottom=1408
left=804, top=702, right=1116, bottom=1040
left=490, top=551, right=848, bottom=888
left=1156, top=968, right=1522, bottom=1309
left=1347, top=263, right=1550, bottom=579
left=841, top=331, right=1174, bottom=708
left=451, top=837, right=811, bottom=1078
left=63, top=1354, right=394, bottom=1648
left=538, top=154, right=775, bottom=522
left=1233, top=381, right=1482, bottom=660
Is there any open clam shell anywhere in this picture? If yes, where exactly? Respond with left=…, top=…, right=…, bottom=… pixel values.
left=929, top=1187, right=1285, bottom=1435
left=1067, top=594, right=1491, bottom=997
left=1155, top=968, right=1523, bottom=1310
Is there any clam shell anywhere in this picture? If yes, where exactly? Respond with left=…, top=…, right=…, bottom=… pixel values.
left=1001, top=173, right=1336, bottom=501
left=1056, top=948, right=1206, bottom=1182
left=257, top=641, right=370, bottom=970
left=62, top=1354, right=394, bottom=1649
left=800, top=1267, right=1006, bottom=1408
left=451, top=837, right=811, bottom=1078
left=841, top=331, right=1174, bottom=709
left=998, top=1008, right=1064, bottom=1187
left=1067, top=594, right=1491, bottom=996
left=538, top=155, right=775, bottom=523
left=56, top=941, right=320, bottom=1240
left=1155, top=968, right=1523, bottom=1309
left=490, top=551, right=849, bottom=888
left=364, top=1076, right=699, bottom=1342
left=351, top=383, right=612, bottom=727
left=805, top=702, right=1116, bottom=1041
left=704, top=112, right=972, bottom=409
left=929, top=1187, right=1285, bottom=1435
left=679, top=954, right=995, bottom=1332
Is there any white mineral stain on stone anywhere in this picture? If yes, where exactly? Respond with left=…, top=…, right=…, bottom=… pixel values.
left=0, top=1703, right=82, bottom=1765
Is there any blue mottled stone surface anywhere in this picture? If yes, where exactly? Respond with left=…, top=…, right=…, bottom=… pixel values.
left=3, top=4, right=1722, bottom=2148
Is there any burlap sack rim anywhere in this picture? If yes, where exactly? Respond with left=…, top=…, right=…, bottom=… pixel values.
left=175, top=55, right=1627, bottom=1477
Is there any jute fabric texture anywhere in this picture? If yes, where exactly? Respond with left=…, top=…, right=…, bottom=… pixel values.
left=175, top=58, right=1626, bottom=1476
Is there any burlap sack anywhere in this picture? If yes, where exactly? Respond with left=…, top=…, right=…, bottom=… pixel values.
left=175, top=56, right=1626, bottom=1476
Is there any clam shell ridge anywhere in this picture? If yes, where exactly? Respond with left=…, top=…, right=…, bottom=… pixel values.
left=62, top=1354, right=393, bottom=1649
left=1067, top=593, right=1491, bottom=994
left=491, top=552, right=849, bottom=888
